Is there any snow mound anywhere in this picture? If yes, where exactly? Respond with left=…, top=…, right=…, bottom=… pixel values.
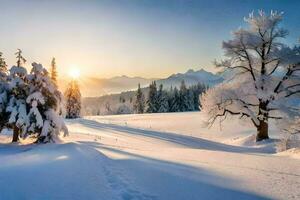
left=277, top=148, right=300, bottom=159
left=224, top=134, right=278, bottom=153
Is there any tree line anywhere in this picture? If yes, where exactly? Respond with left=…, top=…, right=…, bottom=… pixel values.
left=134, top=81, right=207, bottom=114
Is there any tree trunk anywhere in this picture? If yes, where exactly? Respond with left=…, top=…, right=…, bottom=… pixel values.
left=12, top=126, right=19, bottom=143
left=256, top=120, right=269, bottom=141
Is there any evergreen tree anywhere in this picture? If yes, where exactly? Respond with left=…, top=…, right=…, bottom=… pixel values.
left=179, top=80, right=190, bottom=111
left=50, top=57, right=58, bottom=85
left=15, top=49, right=26, bottom=67
left=64, top=80, right=81, bottom=119
left=6, top=60, right=68, bottom=143
left=146, top=81, right=158, bottom=113
left=157, top=84, right=169, bottom=112
left=169, top=87, right=180, bottom=112
left=0, top=52, right=8, bottom=130
left=7, top=49, right=28, bottom=142
left=27, top=63, right=67, bottom=143
left=134, top=83, right=145, bottom=114
left=190, top=83, right=207, bottom=110
left=0, top=52, right=7, bottom=80
left=186, top=88, right=194, bottom=111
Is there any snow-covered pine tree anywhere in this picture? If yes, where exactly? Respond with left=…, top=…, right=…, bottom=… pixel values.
left=169, top=87, right=180, bottom=112
left=50, top=57, right=58, bottom=85
left=0, top=52, right=7, bottom=78
left=0, top=52, right=9, bottom=130
left=7, top=49, right=28, bottom=142
left=146, top=81, right=158, bottom=113
left=191, top=83, right=207, bottom=110
left=186, top=88, right=195, bottom=111
left=134, top=83, right=145, bottom=114
left=65, top=79, right=81, bottom=118
left=157, top=84, right=169, bottom=112
left=201, top=11, right=300, bottom=141
left=179, top=80, right=191, bottom=111
left=27, top=63, right=68, bottom=143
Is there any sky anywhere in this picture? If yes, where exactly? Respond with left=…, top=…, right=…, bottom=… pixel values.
left=0, top=0, right=299, bottom=79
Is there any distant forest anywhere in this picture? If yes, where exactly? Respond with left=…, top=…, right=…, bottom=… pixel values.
left=81, top=81, right=207, bottom=116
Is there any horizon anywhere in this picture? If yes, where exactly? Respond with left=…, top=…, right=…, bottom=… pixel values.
left=0, top=0, right=299, bottom=79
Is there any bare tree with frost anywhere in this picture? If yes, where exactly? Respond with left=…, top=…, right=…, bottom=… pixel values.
left=201, top=11, right=300, bottom=141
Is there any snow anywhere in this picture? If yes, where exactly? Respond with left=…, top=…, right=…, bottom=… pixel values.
left=0, top=112, right=300, bottom=199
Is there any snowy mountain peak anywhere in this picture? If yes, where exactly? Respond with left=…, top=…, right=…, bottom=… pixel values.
left=186, top=69, right=195, bottom=74
left=157, top=68, right=224, bottom=88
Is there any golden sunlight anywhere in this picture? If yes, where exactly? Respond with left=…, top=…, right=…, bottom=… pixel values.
left=69, top=68, right=80, bottom=79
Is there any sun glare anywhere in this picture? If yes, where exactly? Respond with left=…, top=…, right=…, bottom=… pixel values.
left=69, top=68, right=80, bottom=79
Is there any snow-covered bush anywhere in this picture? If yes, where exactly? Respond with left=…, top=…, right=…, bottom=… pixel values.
left=201, top=10, right=300, bottom=141
left=116, top=104, right=132, bottom=115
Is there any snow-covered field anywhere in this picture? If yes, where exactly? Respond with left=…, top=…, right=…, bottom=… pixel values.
left=0, top=112, right=299, bottom=200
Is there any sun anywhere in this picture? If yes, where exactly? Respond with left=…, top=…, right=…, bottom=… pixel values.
left=69, top=68, right=80, bottom=79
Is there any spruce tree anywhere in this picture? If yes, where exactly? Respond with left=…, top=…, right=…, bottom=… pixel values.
left=0, top=52, right=8, bottom=130
left=169, top=87, right=180, bottom=112
left=186, top=88, right=194, bottom=111
left=179, top=80, right=189, bottom=111
left=191, top=83, right=207, bottom=110
left=157, top=84, right=169, bottom=112
left=134, top=83, right=145, bottom=114
left=50, top=57, right=58, bottom=85
left=0, top=52, right=7, bottom=80
left=64, top=80, right=81, bottom=118
left=6, top=61, right=68, bottom=143
left=15, top=49, right=26, bottom=67
left=7, top=49, right=28, bottom=142
left=146, top=81, right=158, bottom=113
left=27, top=63, right=67, bottom=143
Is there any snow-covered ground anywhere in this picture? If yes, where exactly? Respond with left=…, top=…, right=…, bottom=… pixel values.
left=0, top=112, right=299, bottom=200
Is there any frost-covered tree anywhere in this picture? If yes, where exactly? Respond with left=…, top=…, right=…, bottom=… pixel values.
left=50, top=57, right=58, bottom=85
left=201, top=11, right=300, bottom=141
left=134, top=83, right=145, bottom=114
left=65, top=80, right=81, bottom=119
left=147, top=81, right=158, bottom=113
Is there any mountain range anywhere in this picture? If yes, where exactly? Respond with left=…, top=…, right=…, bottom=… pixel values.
left=59, top=68, right=223, bottom=97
